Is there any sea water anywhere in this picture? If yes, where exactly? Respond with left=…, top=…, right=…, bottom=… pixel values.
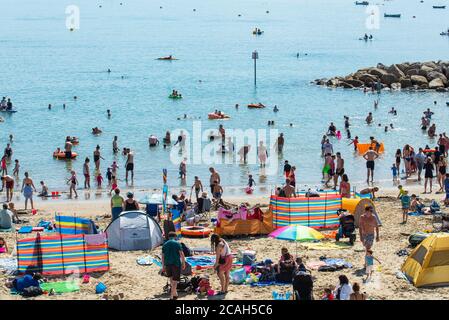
left=0, top=0, right=448, bottom=194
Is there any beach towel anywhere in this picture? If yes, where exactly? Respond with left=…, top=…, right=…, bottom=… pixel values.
left=321, top=258, right=352, bottom=269
left=191, top=247, right=214, bottom=254
left=250, top=282, right=291, bottom=287
left=41, top=281, right=80, bottom=294
left=185, top=255, right=242, bottom=269
left=18, top=226, right=33, bottom=234
left=408, top=211, right=423, bottom=216
left=300, top=242, right=352, bottom=250
left=0, top=258, right=18, bottom=273
left=137, top=256, right=162, bottom=267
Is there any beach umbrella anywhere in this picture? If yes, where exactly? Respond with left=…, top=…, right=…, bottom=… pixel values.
left=269, top=225, right=325, bottom=242
left=139, top=193, right=178, bottom=206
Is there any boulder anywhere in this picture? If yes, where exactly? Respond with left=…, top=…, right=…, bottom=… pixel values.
left=358, top=73, right=378, bottom=85
left=368, top=68, right=388, bottom=77
left=326, top=79, right=339, bottom=86
left=345, top=79, right=364, bottom=87
left=391, top=82, right=401, bottom=90
left=339, top=82, right=354, bottom=89
left=406, top=68, right=420, bottom=76
left=423, top=61, right=438, bottom=70
left=436, top=87, right=448, bottom=92
left=387, top=64, right=406, bottom=79
left=419, top=83, right=429, bottom=89
left=426, top=71, right=448, bottom=85
left=420, top=65, right=434, bottom=74
left=396, top=63, right=410, bottom=73
left=400, top=78, right=413, bottom=88
left=376, top=63, right=387, bottom=70
left=411, top=75, right=428, bottom=86
left=381, top=73, right=398, bottom=85
left=428, top=78, right=445, bottom=89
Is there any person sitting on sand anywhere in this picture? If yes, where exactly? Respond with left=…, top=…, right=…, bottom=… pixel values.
left=38, top=181, right=48, bottom=197
left=0, top=237, right=8, bottom=253
left=5, top=272, right=42, bottom=294
left=350, top=283, right=367, bottom=300
left=275, top=247, right=296, bottom=275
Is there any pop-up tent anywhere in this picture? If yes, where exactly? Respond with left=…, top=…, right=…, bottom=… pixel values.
left=105, top=211, right=163, bottom=251
left=401, top=233, right=449, bottom=287
left=341, top=198, right=381, bottom=227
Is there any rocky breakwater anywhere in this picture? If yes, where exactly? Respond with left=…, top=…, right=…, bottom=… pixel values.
left=314, top=61, right=449, bottom=92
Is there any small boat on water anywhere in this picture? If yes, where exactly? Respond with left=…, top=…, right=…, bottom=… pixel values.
left=384, top=13, right=401, bottom=18
left=157, top=56, right=178, bottom=60
left=433, top=5, right=446, bottom=9
left=169, top=94, right=182, bottom=99
left=247, top=103, right=266, bottom=109
left=0, top=109, right=17, bottom=113
left=355, top=1, right=369, bottom=5
left=208, top=113, right=230, bottom=120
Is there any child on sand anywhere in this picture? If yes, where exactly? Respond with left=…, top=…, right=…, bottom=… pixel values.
left=396, top=185, right=407, bottom=199
left=391, top=164, right=398, bottom=182
left=400, top=190, right=410, bottom=224
left=321, top=288, right=335, bottom=300
left=410, top=194, right=424, bottom=213
left=364, top=249, right=381, bottom=283
left=96, top=172, right=104, bottom=188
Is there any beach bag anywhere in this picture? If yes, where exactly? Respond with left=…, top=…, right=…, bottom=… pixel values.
left=231, top=268, right=247, bottom=284
left=181, top=242, right=193, bottom=257
left=21, top=286, right=43, bottom=297
left=408, top=232, right=431, bottom=248
left=430, top=200, right=440, bottom=213
left=190, top=276, right=202, bottom=291
left=242, top=253, right=256, bottom=266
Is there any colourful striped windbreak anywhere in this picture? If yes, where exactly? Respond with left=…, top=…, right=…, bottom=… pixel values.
left=270, top=193, right=341, bottom=229
left=172, top=209, right=181, bottom=237
left=17, top=234, right=109, bottom=275
left=55, top=215, right=92, bottom=235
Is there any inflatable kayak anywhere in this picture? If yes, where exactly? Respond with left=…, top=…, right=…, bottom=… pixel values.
left=384, top=13, right=401, bottom=17
left=355, top=1, right=369, bottom=4
left=252, top=31, right=264, bottom=35
left=208, top=113, right=230, bottom=120
left=247, top=103, right=265, bottom=109
left=169, top=95, right=182, bottom=99
left=181, top=226, right=211, bottom=238
left=53, top=151, right=78, bottom=159
left=441, top=32, right=449, bottom=36
left=0, top=109, right=17, bottom=113
left=157, top=57, right=178, bottom=60
left=433, top=5, right=446, bottom=8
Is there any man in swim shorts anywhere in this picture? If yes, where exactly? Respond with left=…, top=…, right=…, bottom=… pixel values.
left=125, top=148, right=134, bottom=181
left=363, top=147, right=379, bottom=183
left=0, top=175, right=14, bottom=202
left=334, top=152, right=345, bottom=189
left=64, top=137, right=73, bottom=159
left=209, top=167, right=220, bottom=194
left=359, top=206, right=379, bottom=250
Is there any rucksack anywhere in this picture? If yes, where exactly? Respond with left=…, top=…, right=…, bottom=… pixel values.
left=190, top=276, right=202, bottom=292
left=181, top=242, right=193, bottom=257
left=21, top=286, right=43, bottom=298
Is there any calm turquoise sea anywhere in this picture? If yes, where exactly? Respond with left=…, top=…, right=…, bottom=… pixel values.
left=0, top=0, right=448, bottom=194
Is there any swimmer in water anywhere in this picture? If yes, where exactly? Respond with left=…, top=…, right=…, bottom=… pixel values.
left=390, top=123, right=394, bottom=129
left=74, top=96, right=77, bottom=100
left=107, top=109, right=111, bottom=118
left=48, top=104, right=51, bottom=110
left=366, top=112, right=373, bottom=124
left=289, top=123, right=293, bottom=127
left=235, top=104, right=239, bottom=109
left=273, top=105, right=279, bottom=112
left=107, top=69, right=111, bottom=73
left=63, top=104, right=66, bottom=109
left=385, top=126, right=388, bottom=132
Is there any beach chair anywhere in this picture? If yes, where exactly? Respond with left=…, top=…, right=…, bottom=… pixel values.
left=196, top=197, right=212, bottom=221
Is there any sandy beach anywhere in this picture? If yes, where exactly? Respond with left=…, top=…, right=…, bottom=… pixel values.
left=1, top=187, right=448, bottom=301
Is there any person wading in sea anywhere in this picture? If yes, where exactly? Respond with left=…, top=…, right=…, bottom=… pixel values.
left=363, top=147, right=379, bottom=184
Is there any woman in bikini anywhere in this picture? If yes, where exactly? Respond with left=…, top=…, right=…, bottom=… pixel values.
left=93, top=145, right=104, bottom=171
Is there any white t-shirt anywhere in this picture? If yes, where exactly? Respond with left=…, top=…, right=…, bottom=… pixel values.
left=336, top=283, right=353, bottom=300
left=0, top=209, right=13, bottom=229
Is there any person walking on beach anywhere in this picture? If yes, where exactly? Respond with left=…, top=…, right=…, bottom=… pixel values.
left=125, top=148, right=134, bottom=182
left=211, top=234, right=232, bottom=295
left=395, top=149, right=402, bottom=174
left=363, top=147, right=379, bottom=183
left=364, top=250, right=381, bottom=283
left=423, top=157, right=434, bottom=194
left=322, top=139, right=333, bottom=156
left=209, top=167, right=220, bottom=194
left=359, top=206, right=379, bottom=251
left=415, top=148, right=426, bottom=181
left=110, top=188, right=124, bottom=220
left=1, top=175, right=14, bottom=202
left=68, top=170, right=78, bottom=198
left=21, top=172, right=37, bottom=210
left=191, top=176, right=203, bottom=202
left=179, top=158, right=187, bottom=180
left=83, top=157, right=91, bottom=189
left=334, top=152, right=344, bottom=189
left=162, top=231, right=186, bottom=300
left=94, top=145, right=105, bottom=171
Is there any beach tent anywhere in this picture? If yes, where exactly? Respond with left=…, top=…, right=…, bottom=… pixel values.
left=270, top=192, right=341, bottom=229
left=55, top=215, right=98, bottom=235
left=17, top=233, right=109, bottom=275
left=341, top=198, right=381, bottom=227
left=105, top=211, right=163, bottom=251
left=401, top=233, right=449, bottom=287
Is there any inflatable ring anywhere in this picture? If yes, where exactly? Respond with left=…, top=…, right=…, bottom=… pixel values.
left=53, top=151, right=78, bottom=159
left=169, top=95, right=182, bottom=99
left=181, top=226, right=211, bottom=238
